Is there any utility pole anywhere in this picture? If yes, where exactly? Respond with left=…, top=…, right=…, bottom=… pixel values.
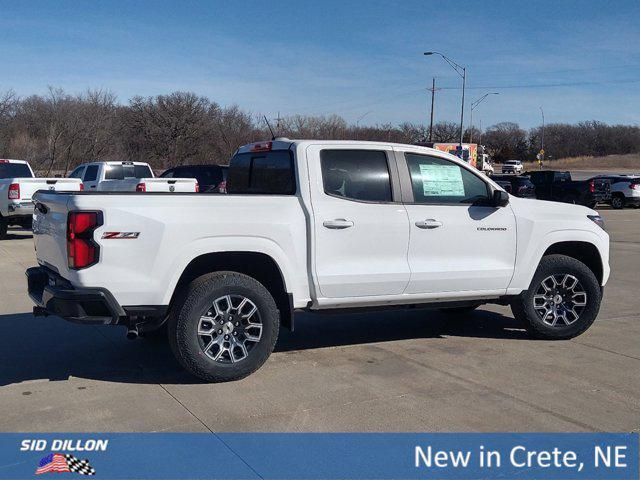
left=427, top=78, right=436, bottom=142
left=539, top=107, right=545, bottom=169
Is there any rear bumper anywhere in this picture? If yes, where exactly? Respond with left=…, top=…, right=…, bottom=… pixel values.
left=26, top=266, right=125, bottom=325
left=6, top=200, right=34, bottom=217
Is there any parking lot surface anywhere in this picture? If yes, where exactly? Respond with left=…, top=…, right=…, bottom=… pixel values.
left=0, top=207, right=638, bottom=433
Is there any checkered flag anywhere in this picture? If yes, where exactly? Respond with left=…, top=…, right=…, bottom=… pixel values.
left=65, top=454, right=96, bottom=476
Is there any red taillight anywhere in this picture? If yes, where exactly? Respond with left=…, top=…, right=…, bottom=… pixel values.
left=136, top=182, right=146, bottom=192
left=589, top=180, right=595, bottom=193
left=630, top=183, right=640, bottom=190
left=218, top=180, right=227, bottom=193
left=8, top=183, right=20, bottom=200
left=195, top=182, right=199, bottom=193
left=79, top=183, right=84, bottom=191
left=67, top=212, right=100, bottom=269
left=250, top=141, right=272, bottom=152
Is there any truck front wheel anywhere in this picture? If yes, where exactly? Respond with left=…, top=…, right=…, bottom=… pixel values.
left=511, top=254, right=601, bottom=339
left=168, top=271, right=280, bottom=382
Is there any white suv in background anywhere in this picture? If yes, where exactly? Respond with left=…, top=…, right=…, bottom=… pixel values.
left=502, top=160, right=524, bottom=174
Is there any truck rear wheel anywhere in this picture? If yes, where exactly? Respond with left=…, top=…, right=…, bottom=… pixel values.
left=0, top=216, right=7, bottom=239
left=611, top=194, right=625, bottom=209
left=511, top=254, right=601, bottom=339
left=168, top=271, right=280, bottom=382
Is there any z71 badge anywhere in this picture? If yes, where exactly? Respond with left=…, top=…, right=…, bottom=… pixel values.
left=101, top=232, right=140, bottom=239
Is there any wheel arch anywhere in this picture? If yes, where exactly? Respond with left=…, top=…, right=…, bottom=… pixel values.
left=169, top=251, right=294, bottom=331
left=542, top=241, right=603, bottom=284
left=508, top=229, right=609, bottom=293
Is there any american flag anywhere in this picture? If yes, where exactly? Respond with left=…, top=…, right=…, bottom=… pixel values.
left=35, top=453, right=96, bottom=476
left=35, top=454, right=70, bottom=475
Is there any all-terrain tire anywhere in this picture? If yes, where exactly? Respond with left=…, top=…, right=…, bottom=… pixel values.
left=511, top=254, right=601, bottom=339
left=168, top=271, right=280, bottom=382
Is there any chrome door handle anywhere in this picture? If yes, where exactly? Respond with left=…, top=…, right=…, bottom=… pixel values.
left=323, top=219, right=354, bottom=229
left=415, top=219, right=442, bottom=229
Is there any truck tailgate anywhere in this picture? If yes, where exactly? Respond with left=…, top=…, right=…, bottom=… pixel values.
left=16, top=178, right=82, bottom=201
left=140, top=178, right=198, bottom=192
left=31, top=192, right=71, bottom=276
left=593, top=178, right=611, bottom=200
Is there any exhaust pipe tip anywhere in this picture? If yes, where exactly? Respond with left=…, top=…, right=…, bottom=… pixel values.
left=126, top=327, right=139, bottom=340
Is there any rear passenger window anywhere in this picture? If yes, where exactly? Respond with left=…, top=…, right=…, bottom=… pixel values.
left=320, top=150, right=392, bottom=202
left=227, top=150, right=295, bottom=195
left=83, top=165, right=98, bottom=182
left=405, top=153, right=489, bottom=204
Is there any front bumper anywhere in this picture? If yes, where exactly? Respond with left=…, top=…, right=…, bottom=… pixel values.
left=26, top=266, right=125, bottom=325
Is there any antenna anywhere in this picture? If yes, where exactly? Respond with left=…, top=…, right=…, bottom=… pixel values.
left=263, top=115, right=276, bottom=140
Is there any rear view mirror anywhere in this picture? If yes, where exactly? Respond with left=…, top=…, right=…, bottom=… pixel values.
left=491, top=189, right=509, bottom=207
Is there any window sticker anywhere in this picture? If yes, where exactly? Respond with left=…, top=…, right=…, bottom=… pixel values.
left=418, top=164, right=464, bottom=197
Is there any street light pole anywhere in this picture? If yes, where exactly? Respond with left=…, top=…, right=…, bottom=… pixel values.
left=459, top=67, right=466, bottom=146
left=469, top=92, right=499, bottom=143
left=424, top=51, right=466, bottom=147
left=540, top=106, right=545, bottom=152
left=355, top=111, right=372, bottom=140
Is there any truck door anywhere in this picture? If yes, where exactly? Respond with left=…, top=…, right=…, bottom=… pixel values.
left=307, top=145, right=411, bottom=299
left=396, top=149, right=516, bottom=295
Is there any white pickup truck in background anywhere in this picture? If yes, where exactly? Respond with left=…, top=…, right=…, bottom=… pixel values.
left=69, top=161, right=198, bottom=192
left=28, top=140, right=609, bottom=382
left=0, top=159, right=82, bottom=239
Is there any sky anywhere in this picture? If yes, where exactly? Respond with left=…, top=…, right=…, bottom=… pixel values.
left=1, top=0, right=639, bottom=129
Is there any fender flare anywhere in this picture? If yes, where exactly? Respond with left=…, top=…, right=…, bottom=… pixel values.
left=160, top=236, right=299, bottom=306
left=508, top=229, right=606, bottom=293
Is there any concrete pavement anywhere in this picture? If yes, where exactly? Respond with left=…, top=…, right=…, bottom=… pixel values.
left=0, top=208, right=638, bottom=432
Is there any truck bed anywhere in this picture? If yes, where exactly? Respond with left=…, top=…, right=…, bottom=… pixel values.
left=31, top=190, right=310, bottom=308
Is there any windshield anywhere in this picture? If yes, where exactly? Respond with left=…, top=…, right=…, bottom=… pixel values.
left=0, top=162, right=33, bottom=179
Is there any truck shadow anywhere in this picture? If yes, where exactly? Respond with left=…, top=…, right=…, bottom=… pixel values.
left=0, top=308, right=528, bottom=387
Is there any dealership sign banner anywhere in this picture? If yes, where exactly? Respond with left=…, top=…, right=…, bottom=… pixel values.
left=1, top=433, right=637, bottom=479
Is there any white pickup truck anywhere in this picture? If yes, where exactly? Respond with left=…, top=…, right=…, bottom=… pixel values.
left=27, top=139, right=610, bottom=382
left=0, top=159, right=82, bottom=238
left=69, top=161, right=198, bottom=192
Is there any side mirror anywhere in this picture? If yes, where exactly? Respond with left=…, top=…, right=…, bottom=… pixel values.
left=491, top=189, right=509, bottom=207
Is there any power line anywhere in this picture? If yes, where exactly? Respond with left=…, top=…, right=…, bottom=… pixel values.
left=438, top=77, right=640, bottom=91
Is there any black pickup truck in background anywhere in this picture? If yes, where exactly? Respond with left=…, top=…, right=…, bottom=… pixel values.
left=525, top=170, right=611, bottom=208
left=160, top=164, right=228, bottom=193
